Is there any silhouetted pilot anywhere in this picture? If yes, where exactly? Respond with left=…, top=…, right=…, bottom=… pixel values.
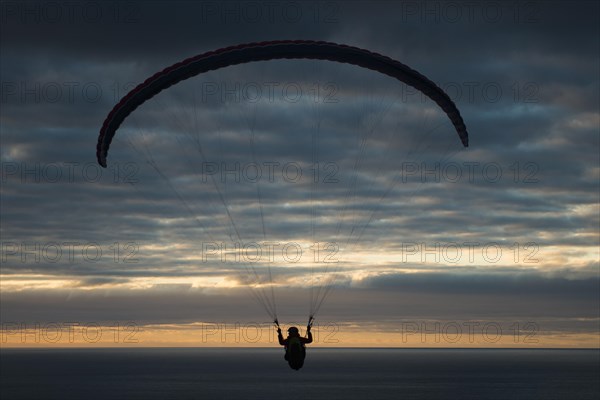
left=277, top=325, right=313, bottom=370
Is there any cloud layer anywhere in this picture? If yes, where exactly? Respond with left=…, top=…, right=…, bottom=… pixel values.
left=1, top=1, right=598, bottom=346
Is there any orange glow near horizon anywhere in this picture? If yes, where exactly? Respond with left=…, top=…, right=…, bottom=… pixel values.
left=2, top=322, right=598, bottom=349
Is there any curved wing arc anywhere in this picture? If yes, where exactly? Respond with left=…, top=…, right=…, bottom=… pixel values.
left=97, top=40, right=468, bottom=167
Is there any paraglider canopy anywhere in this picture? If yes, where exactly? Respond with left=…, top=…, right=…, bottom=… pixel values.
left=97, top=40, right=468, bottom=168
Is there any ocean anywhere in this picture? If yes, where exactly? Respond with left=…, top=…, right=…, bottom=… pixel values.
left=1, top=348, right=598, bottom=399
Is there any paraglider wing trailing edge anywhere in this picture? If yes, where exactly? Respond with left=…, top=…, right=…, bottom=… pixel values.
left=96, top=40, right=469, bottom=167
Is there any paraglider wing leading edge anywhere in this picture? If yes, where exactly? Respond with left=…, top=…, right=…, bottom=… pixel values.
left=96, top=40, right=468, bottom=167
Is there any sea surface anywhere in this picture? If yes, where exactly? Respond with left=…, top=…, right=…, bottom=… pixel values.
left=1, top=348, right=598, bottom=400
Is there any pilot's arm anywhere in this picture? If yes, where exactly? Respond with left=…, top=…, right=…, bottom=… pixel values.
left=277, top=328, right=286, bottom=345
left=301, top=326, right=313, bottom=344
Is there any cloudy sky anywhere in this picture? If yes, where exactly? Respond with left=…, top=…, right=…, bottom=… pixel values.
left=1, top=0, right=598, bottom=347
